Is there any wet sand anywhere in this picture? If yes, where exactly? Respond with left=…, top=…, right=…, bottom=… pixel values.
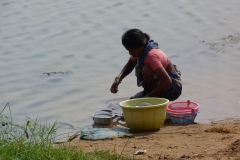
left=69, top=118, right=240, bottom=160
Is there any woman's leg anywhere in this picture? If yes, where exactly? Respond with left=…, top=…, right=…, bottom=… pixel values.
left=142, top=64, right=157, bottom=93
left=142, top=64, right=182, bottom=101
left=131, top=91, right=145, bottom=99
left=131, top=64, right=156, bottom=99
left=159, top=80, right=182, bottom=101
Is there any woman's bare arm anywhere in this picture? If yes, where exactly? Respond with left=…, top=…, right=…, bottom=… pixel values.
left=147, top=66, right=172, bottom=97
left=110, top=58, right=137, bottom=93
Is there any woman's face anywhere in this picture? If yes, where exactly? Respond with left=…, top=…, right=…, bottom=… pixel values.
left=126, top=45, right=144, bottom=57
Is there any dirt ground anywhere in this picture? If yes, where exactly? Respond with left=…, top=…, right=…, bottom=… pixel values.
left=70, top=118, right=240, bottom=160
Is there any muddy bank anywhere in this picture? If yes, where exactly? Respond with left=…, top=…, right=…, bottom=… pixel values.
left=69, top=118, right=240, bottom=160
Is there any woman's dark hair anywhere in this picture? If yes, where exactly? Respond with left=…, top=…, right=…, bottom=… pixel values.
left=121, top=29, right=150, bottom=49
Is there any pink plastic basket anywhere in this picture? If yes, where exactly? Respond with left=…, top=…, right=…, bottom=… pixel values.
left=167, top=100, right=200, bottom=115
left=167, top=100, right=200, bottom=124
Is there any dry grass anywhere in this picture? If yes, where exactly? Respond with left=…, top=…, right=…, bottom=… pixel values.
left=229, top=139, right=240, bottom=152
left=204, top=125, right=236, bottom=134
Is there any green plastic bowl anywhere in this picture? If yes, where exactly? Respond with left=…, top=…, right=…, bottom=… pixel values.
left=119, top=98, right=169, bottom=131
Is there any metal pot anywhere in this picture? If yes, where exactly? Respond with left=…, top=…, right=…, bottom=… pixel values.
left=94, top=110, right=112, bottom=115
left=92, top=114, right=115, bottom=125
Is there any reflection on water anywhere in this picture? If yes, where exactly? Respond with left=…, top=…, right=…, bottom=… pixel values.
left=0, top=1, right=240, bottom=136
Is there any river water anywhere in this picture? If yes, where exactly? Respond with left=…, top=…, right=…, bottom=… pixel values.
left=1, top=1, right=240, bottom=135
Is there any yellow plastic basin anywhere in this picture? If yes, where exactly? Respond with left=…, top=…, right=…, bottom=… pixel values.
left=119, top=98, right=169, bottom=131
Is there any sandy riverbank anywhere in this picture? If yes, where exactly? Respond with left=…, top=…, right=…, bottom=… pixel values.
left=68, top=118, right=240, bottom=160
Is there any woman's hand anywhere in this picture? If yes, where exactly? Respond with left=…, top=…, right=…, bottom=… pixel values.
left=110, top=58, right=136, bottom=94
left=110, top=77, right=121, bottom=94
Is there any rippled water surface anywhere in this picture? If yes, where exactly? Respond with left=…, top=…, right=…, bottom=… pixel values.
left=1, top=1, right=240, bottom=134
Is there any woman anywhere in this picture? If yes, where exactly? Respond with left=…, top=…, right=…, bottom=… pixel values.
left=110, top=29, right=182, bottom=101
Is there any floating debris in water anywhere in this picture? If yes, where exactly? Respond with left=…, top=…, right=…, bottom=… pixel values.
left=200, top=34, right=240, bottom=53
left=43, top=71, right=69, bottom=76
left=221, top=35, right=240, bottom=44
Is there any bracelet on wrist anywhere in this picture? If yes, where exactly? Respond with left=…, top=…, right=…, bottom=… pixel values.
left=115, top=76, right=122, bottom=83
